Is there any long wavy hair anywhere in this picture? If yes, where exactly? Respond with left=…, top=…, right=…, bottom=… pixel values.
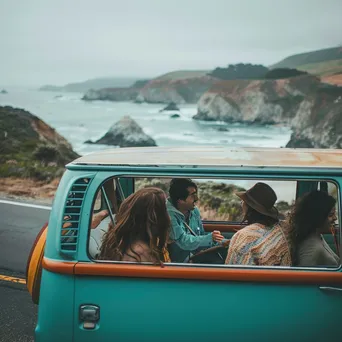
left=242, top=205, right=278, bottom=227
left=99, top=187, right=170, bottom=263
left=285, top=190, right=336, bottom=265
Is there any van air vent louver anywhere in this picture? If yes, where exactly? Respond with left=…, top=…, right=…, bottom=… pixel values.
left=60, top=177, right=92, bottom=254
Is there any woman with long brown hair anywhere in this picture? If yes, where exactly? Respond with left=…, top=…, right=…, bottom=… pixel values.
left=99, top=187, right=171, bottom=263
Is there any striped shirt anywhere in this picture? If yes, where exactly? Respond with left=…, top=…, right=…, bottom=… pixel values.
left=225, top=223, right=291, bottom=266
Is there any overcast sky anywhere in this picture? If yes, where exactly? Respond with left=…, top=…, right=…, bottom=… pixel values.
left=0, top=0, right=341, bottom=86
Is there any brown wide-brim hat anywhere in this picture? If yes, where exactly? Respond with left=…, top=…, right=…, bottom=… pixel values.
left=236, top=182, right=279, bottom=220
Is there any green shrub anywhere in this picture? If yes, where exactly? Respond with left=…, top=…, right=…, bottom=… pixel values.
left=33, top=145, right=59, bottom=163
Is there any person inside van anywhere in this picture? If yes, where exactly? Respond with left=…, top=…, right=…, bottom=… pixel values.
left=99, top=187, right=171, bottom=264
left=285, top=190, right=339, bottom=267
left=166, top=178, right=224, bottom=262
left=225, top=182, right=291, bottom=266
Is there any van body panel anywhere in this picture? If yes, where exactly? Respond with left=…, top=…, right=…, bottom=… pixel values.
left=73, top=276, right=342, bottom=342
left=32, top=147, right=342, bottom=341
left=35, top=271, right=75, bottom=342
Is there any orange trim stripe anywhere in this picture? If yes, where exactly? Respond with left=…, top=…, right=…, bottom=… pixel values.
left=42, top=257, right=342, bottom=285
left=42, top=258, right=76, bottom=274
left=75, top=263, right=342, bottom=285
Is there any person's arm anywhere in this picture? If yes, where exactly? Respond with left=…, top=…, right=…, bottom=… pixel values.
left=170, top=215, right=213, bottom=251
left=192, top=208, right=224, bottom=244
left=91, top=209, right=109, bottom=229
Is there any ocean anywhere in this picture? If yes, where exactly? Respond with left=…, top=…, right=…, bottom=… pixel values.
left=0, top=87, right=292, bottom=156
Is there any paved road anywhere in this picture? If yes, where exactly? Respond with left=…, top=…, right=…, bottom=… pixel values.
left=0, top=200, right=51, bottom=342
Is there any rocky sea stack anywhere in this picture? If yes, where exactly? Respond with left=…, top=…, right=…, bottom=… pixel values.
left=0, top=106, right=79, bottom=180
left=86, top=116, right=156, bottom=148
left=160, top=102, right=180, bottom=112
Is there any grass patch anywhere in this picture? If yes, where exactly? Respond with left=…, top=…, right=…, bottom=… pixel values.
left=296, top=59, right=342, bottom=76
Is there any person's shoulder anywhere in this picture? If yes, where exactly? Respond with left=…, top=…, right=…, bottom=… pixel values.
left=193, top=206, right=201, bottom=217
left=241, top=223, right=265, bottom=233
left=166, top=201, right=179, bottom=216
left=232, top=224, right=264, bottom=240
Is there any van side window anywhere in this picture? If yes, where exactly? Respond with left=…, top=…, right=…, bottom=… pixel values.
left=89, top=176, right=340, bottom=270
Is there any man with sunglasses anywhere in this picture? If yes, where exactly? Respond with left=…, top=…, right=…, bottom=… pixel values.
left=166, top=178, right=224, bottom=262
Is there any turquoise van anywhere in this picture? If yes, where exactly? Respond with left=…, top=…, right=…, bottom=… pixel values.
left=27, top=146, right=342, bottom=342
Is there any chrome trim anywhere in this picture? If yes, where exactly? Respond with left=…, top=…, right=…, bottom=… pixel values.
left=319, top=286, right=342, bottom=292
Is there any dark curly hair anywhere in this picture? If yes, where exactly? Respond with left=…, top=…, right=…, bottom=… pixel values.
left=242, top=205, right=279, bottom=227
left=169, top=178, right=197, bottom=208
left=285, top=190, right=336, bottom=266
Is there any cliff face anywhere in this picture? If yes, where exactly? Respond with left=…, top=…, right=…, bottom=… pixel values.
left=136, top=76, right=217, bottom=104
left=81, top=74, right=216, bottom=104
left=194, top=75, right=320, bottom=124
left=194, top=76, right=342, bottom=148
left=82, top=87, right=138, bottom=101
left=286, top=87, right=342, bottom=148
left=321, top=73, right=342, bottom=86
left=82, top=80, right=150, bottom=102
left=0, top=106, right=79, bottom=180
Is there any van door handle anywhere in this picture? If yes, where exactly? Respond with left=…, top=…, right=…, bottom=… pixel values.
left=319, top=286, right=342, bottom=293
left=79, top=304, right=100, bottom=329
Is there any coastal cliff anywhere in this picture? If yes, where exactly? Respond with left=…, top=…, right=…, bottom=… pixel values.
left=194, top=75, right=320, bottom=124
left=82, top=87, right=138, bottom=101
left=81, top=71, right=216, bottom=104
left=194, top=75, right=342, bottom=148
left=0, top=106, right=79, bottom=180
left=82, top=80, right=149, bottom=102
left=286, top=87, right=342, bottom=148
left=136, top=75, right=217, bottom=104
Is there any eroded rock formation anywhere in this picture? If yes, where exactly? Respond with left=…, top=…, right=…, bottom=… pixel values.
left=86, top=116, right=156, bottom=147
left=193, top=76, right=342, bottom=148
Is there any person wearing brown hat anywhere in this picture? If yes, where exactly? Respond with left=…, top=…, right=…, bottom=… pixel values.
left=225, top=182, right=291, bottom=266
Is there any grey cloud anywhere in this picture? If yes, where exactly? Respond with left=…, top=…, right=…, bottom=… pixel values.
left=0, top=0, right=341, bottom=85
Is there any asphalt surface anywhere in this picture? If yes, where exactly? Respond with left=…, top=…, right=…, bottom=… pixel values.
left=0, top=200, right=51, bottom=342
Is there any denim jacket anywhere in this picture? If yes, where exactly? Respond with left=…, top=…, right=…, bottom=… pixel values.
left=166, top=199, right=212, bottom=262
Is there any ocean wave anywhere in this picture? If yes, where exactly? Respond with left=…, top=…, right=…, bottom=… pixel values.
left=153, top=132, right=219, bottom=144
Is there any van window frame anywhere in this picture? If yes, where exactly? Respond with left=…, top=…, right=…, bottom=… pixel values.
left=87, top=173, right=341, bottom=273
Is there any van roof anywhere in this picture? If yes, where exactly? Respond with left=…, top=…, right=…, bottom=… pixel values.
left=68, top=146, right=342, bottom=169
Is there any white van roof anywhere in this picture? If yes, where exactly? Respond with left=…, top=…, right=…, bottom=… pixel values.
left=69, top=146, right=342, bottom=168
